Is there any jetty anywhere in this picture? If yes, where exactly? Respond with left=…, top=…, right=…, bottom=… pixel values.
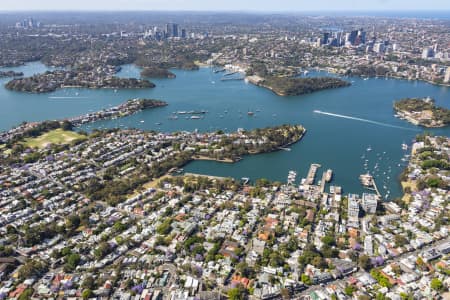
left=184, top=173, right=230, bottom=181
left=220, top=76, right=245, bottom=81
left=223, top=71, right=239, bottom=76
left=359, top=173, right=381, bottom=197
left=371, top=179, right=382, bottom=197
left=305, top=163, right=321, bottom=185
left=319, top=171, right=327, bottom=193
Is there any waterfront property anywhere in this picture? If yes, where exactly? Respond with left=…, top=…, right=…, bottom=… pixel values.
left=394, top=97, right=450, bottom=128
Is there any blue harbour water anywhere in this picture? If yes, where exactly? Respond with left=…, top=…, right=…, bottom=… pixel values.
left=0, top=62, right=449, bottom=199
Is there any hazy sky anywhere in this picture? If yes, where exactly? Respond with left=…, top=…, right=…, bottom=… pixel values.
left=1, top=0, right=450, bottom=11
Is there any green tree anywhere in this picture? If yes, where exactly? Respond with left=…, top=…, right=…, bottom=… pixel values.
left=227, top=284, right=248, bottom=300
left=65, top=214, right=81, bottom=231
left=375, top=292, right=388, bottom=300
left=81, top=276, right=95, bottom=290
left=61, top=120, right=73, bottom=131
left=301, top=274, right=312, bottom=285
left=394, top=235, right=408, bottom=248
left=82, top=289, right=93, bottom=300
left=156, top=218, right=173, bottom=235
left=18, top=288, right=34, bottom=300
left=18, top=259, right=48, bottom=281
left=370, top=269, right=392, bottom=288
left=61, top=247, right=72, bottom=257
left=236, top=262, right=254, bottom=278
left=66, top=253, right=81, bottom=271
left=430, top=278, right=444, bottom=291
left=94, top=242, right=111, bottom=260
left=358, top=254, right=372, bottom=271
left=344, top=285, right=357, bottom=296
left=321, top=235, right=336, bottom=247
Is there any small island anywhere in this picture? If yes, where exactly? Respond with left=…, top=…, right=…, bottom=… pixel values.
left=140, top=66, right=176, bottom=78
left=0, top=71, right=23, bottom=78
left=394, top=97, right=450, bottom=127
left=247, top=75, right=350, bottom=96
left=5, top=70, right=155, bottom=93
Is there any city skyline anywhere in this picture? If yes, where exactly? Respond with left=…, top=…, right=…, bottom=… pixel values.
left=1, top=0, right=450, bottom=11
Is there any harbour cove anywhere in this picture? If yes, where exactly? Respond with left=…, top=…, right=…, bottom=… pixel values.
left=1, top=62, right=449, bottom=199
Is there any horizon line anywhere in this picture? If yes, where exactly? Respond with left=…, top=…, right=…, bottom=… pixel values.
left=1, top=9, right=450, bottom=13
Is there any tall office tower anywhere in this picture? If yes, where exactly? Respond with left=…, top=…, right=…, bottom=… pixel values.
left=334, top=31, right=343, bottom=46
left=373, top=42, right=385, bottom=54
left=322, top=32, right=330, bottom=45
left=316, top=38, right=322, bottom=48
left=421, top=47, right=434, bottom=59
left=348, top=30, right=358, bottom=45
left=358, top=29, right=366, bottom=44
left=166, top=23, right=179, bottom=38
left=444, top=67, right=450, bottom=84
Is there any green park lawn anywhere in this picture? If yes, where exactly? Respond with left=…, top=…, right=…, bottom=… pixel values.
left=23, top=128, right=86, bottom=149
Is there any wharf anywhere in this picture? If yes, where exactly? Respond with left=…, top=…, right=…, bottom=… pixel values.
left=319, top=171, right=327, bottom=193
left=184, top=172, right=230, bottom=181
left=371, top=179, right=382, bottom=197
left=223, top=71, right=239, bottom=76
left=220, top=76, right=245, bottom=81
left=360, top=173, right=382, bottom=197
left=305, top=163, right=321, bottom=185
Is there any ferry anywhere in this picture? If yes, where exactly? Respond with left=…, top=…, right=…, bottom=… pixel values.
left=189, top=110, right=208, bottom=114
left=325, top=169, right=333, bottom=182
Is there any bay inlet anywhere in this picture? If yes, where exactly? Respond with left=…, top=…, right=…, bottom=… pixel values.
left=1, top=62, right=449, bottom=198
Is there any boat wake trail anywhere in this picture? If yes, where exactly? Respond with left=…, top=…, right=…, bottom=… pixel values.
left=313, top=110, right=419, bottom=131
left=48, top=97, right=89, bottom=99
